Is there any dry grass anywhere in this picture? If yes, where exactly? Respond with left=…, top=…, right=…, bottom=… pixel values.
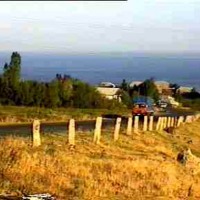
left=0, top=106, right=129, bottom=124
left=0, top=120, right=200, bottom=199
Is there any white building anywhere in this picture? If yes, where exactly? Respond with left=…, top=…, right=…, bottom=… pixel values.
left=177, top=86, right=193, bottom=94
left=129, top=81, right=142, bottom=88
left=96, top=87, right=121, bottom=102
left=99, top=82, right=116, bottom=88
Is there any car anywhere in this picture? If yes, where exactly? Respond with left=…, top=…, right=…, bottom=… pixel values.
left=160, top=102, right=168, bottom=108
left=132, top=103, right=154, bottom=116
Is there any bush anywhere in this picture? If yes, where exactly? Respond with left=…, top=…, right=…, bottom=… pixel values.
left=181, top=99, right=200, bottom=111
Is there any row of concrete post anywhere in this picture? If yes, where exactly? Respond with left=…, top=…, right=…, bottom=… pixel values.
left=32, top=114, right=200, bottom=147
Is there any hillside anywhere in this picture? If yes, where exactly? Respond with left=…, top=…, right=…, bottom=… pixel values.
left=0, top=119, right=200, bottom=199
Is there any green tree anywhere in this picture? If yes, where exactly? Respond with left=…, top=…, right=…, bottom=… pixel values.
left=120, top=79, right=129, bottom=91
left=72, top=81, right=103, bottom=108
left=181, top=88, right=200, bottom=99
left=33, top=82, right=46, bottom=107
left=138, top=78, right=159, bottom=102
left=44, top=81, right=61, bottom=108
left=3, top=52, right=21, bottom=87
left=2, top=52, right=21, bottom=103
left=58, top=79, right=73, bottom=107
left=169, top=83, right=180, bottom=96
left=121, top=90, right=132, bottom=107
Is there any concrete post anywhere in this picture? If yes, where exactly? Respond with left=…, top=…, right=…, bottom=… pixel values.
left=163, top=117, right=167, bottom=129
left=195, top=114, right=200, bottom=120
left=114, top=117, right=121, bottom=141
left=191, top=115, right=195, bottom=122
left=174, top=117, right=178, bottom=127
left=159, top=117, right=164, bottom=131
left=143, top=116, right=148, bottom=132
left=165, top=117, right=168, bottom=128
left=156, top=117, right=161, bottom=131
left=68, top=119, right=75, bottom=145
left=171, top=117, right=175, bottom=127
left=167, top=117, right=171, bottom=128
left=126, top=117, right=132, bottom=135
left=162, top=117, right=165, bottom=129
left=177, top=116, right=184, bottom=127
left=133, top=116, right=139, bottom=134
left=148, top=116, right=154, bottom=131
left=32, top=120, right=41, bottom=147
left=194, top=114, right=198, bottom=121
left=164, top=117, right=167, bottom=128
left=185, top=115, right=193, bottom=123
left=94, top=117, right=102, bottom=144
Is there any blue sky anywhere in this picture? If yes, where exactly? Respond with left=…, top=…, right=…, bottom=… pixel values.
left=0, top=0, right=199, bottom=54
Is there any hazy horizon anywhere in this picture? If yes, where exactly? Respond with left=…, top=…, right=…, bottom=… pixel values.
left=0, top=52, right=199, bottom=93
left=1, top=51, right=200, bottom=57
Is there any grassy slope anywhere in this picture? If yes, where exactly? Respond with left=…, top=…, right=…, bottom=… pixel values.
left=0, top=106, right=129, bottom=123
left=0, top=120, right=200, bottom=199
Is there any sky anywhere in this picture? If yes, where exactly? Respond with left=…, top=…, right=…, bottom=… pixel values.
left=0, top=0, right=199, bottom=54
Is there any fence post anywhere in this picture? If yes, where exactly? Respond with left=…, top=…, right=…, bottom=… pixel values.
left=68, top=119, right=75, bottom=145
left=167, top=117, right=171, bottom=127
left=149, top=116, right=154, bottom=131
left=114, top=117, right=121, bottom=141
left=159, top=117, right=164, bottom=131
left=174, top=117, right=178, bottom=127
left=162, top=117, right=165, bottom=129
left=94, top=117, right=102, bottom=144
left=163, top=117, right=167, bottom=129
left=191, top=115, right=195, bottom=122
left=156, top=117, right=161, bottom=131
left=143, top=116, right=148, bottom=132
left=126, top=117, right=132, bottom=135
left=32, top=119, right=41, bottom=147
left=185, top=115, right=192, bottom=123
left=194, top=114, right=198, bottom=121
left=177, top=116, right=184, bottom=127
left=134, top=116, right=139, bottom=134
left=171, top=117, right=175, bottom=127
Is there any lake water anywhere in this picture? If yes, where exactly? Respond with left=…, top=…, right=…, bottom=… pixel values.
left=0, top=52, right=200, bottom=91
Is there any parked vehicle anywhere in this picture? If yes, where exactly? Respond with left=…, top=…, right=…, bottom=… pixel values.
left=159, top=101, right=168, bottom=108
left=132, top=103, right=154, bottom=116
left=132, top=96, right=155, bottom=116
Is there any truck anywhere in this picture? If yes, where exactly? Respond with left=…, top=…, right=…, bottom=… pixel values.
left=132, top=96, right=155, bottom=116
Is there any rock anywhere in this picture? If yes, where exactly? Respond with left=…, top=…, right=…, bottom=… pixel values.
left=187, top=140, right=193, bottom=144
left=164, top=127, right=175, bottom=134
left=177, top=150, right=187, bottom=164
left=177, top=148, right=200, bottom=175
left=68, top=144, right=75, bottom=151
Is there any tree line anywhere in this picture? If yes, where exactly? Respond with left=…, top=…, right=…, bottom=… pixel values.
left=2, top=52, right=198, bottom=110
left=0, top=52, right=121, bottom=109
left=0, top=52, right=163, bottom=109
left=120, top=78, right=160, bottom=107
left=120, top=78, right=200, bottom=108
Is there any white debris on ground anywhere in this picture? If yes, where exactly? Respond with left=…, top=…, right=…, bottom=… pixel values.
left=22, top=194, right=55, bottom=200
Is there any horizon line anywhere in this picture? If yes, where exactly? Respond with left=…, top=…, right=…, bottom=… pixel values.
left=0, top=50, right=200, bottom=56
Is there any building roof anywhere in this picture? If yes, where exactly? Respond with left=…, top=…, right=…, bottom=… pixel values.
left=155, top=81, right=170, bottom=86
left=96, top=87, right=121, bottom=96
left=99, top=82, right=116, bottom=88
left=129, top=81, right=142, bottom=88
left=178, top=86, right=193, bottom=92
left=178, top=86, right=193, bottom=89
